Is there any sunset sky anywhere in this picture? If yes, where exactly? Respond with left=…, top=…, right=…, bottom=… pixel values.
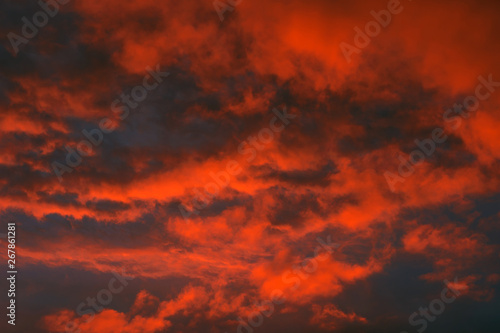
left=0, top=0, right=499, bottom=332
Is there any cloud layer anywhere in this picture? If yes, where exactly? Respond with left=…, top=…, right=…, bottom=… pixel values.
left=0, top=0, right=499, bottom=332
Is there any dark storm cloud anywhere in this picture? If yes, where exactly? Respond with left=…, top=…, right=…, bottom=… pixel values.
left=254, top=160, right=337, bottom=187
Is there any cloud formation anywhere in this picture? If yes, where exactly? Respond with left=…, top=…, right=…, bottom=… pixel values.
left=0, top=0, right=499, bottom=332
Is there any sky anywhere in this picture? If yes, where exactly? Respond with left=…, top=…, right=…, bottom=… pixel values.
left=0, top=0, right=499, bottom=332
